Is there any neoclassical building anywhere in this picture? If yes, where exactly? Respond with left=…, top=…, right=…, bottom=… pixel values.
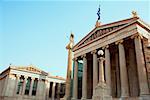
left=0, top=65, right=66, bottom=100
left=72, top=12, right=150, bottom=100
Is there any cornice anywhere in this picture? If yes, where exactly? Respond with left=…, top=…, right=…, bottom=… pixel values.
left=73, top=17, right=139, bottom=52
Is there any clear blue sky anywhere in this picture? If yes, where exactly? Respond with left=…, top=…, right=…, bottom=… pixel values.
left=0, top=0, right=149, bottom=78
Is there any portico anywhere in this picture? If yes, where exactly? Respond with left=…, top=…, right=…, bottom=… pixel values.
left=72, top=12, right=150, bottom=100
left=0, top=65, right=66, bottom=100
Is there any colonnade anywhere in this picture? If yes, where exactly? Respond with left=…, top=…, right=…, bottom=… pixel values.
left=13, top=75, right=64, bottom=99
left=72, top=34, right=149, bottom=99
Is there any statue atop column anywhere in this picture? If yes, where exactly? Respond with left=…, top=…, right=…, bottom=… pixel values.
left=62, top=33, right=74, bottom=100
left=95, top=5, right=101, bottom=28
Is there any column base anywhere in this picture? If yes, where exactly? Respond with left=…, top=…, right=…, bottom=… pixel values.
left=92, top=96, right=112, bottom=100
left=93, top=82, right=112, bottom=100
left=114, top=96, right=150, bottom=100
left=139, top=95, right=150, bottom=100
left=120, top=95, right=129, bottom=98
left=72, top=98, right=78, bottom=100
left=81, top=97, right=87, bottom=100
left=60, top=96, right=71, bottom=100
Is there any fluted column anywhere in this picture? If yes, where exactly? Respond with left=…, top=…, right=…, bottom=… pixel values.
left=57, top=83, right=61, bottom=99
left=91, top=50, right=98, bottom=91
left=46, top=81, right=50, bottom=100
left=103, top=45, right=111, bottom=95
left=22, top=76, right=28, bottom=95
left=81, top=54, right=87, bottom=100
left=98, top=57, right=105, bottom=84
left=132, top=34, right=149, bottom=95
left=116, top=40, right=129, bottom=97
left=14, top=75, right=20, bottom=96
left=36, top=78, right=40, bottom=96
left=52, top=82, right=56, bottom=100
left=73, top=58, right=78, bottom=99
left=29, top=78, right=35, bottom=96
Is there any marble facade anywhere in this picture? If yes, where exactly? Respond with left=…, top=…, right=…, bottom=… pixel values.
left=0, top=65, right=65, bottom=100
left=72, top=13, right=150, bottom=100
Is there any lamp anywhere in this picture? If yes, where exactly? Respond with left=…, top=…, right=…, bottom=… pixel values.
left=98, top=50, right=104, bottom=56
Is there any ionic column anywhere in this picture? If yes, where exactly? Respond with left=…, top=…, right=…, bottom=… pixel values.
left=46, top=81, right=50, bottom=100
left=14, top=75, right=20, bottom=96
left=132, top=34, right=149, bottom=95
left=22, top=76, right=28, bottom=95
left=103, top=45, right=111, bottom=95
left=57, top=83, right=61, bottom=99
left=36, top=78, right=40, bottom=96
left=81, top=54, right=87, bottom=99
left=29, top=78, right=35, bottom=96
left=73, top=58, right=78, bottom=99
left=52, top=82, right=56, bottom=100
left=116, top=40, right=129, bottom=97
left=98, top=57, right=105, bottom=84
left=91, top=50, right=98, bottom=91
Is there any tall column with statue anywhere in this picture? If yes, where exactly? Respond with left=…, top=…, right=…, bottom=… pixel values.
left=62, top=33, right=74, bottom=100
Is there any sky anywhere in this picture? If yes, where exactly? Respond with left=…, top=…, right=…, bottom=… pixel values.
left=0, top=0, right=150, bottom=78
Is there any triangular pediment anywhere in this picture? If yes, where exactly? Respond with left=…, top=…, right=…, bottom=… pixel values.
left=73, top=17, right=139, bottom=51
left=11, top=65, right=48, bottom=75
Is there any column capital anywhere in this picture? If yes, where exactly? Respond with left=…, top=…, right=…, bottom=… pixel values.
left=98, top=57, right=105, bottom=62
left=24, top=76, right=28, bottom=79
left=16, top=74, right=21, bottom=78
left=53, top=82, right=56, bottom=85
left=91, top=50, right=97, bottom=54
left=31, top=77, right=35, bottom=80
left=131, top=34, right=143, bottom=39
left=102, top=45, right=109, bottom=50
left=73, top=57, right=78, bottom=61
left=115, top=39, right=124, bottom=45
left=36, top=78, right=39, bottom=81
left=45, top=79, right=49, bottom=83
left=81, top=54, right=86, bottom=58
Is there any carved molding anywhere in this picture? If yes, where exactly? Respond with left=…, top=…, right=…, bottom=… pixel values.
left=98, top=57, right=105, bottom=62
left=91, top=50, right=97, bottom=54
left=130, top=33, right=143, bottom=39
left=102, top=45, right=109, bottom=50
left=82, top=25, right=125, bottom=47
left=73, top=57, right=78, bottom=61
left=115, top=39, right=124, bottom=45
left=81, top=54, right=86, bottom=58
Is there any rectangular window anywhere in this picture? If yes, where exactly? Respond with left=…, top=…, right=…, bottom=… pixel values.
left=16, top=76, right=24, bottom=94
left=32, top=78, right=38, bottom=96
left=25, top=77, right=31, bottom=95
left=49, top=82, right=53, bottom=98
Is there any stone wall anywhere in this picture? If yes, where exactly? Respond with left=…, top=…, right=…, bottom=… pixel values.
left=0, top=77, right=6, bottom=96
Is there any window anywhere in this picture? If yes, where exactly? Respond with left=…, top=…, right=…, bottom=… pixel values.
left=32, top=78, right=38, bottom=96
left=49, top=82, right=53, bottom=98
left=25, top=77, right=31, bottom=95
left=16, top=76, right=24, bottom=94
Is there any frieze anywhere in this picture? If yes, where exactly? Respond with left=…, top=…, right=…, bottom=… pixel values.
left=81, top=24, right=125, bottom=47
left=13, top=66, right=44, bottom=74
